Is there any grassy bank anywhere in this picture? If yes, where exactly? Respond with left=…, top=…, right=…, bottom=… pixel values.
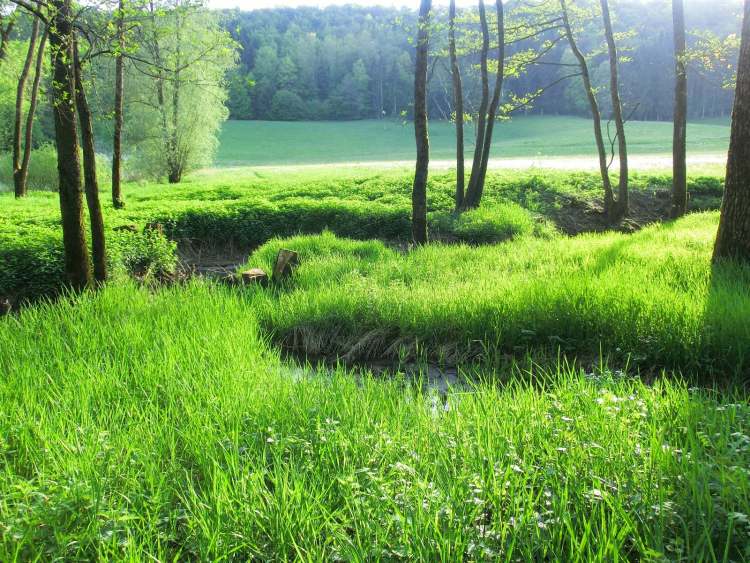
left=0, top=168, right=724, bottom=301
left=244, top=213, right=749, bottom=376
left=216, top=117, right=731, bottom=166
left=1, top=282, right=748, bottom=560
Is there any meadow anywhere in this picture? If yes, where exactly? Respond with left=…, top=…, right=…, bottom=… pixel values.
left=2, top=163, right=749, bottom=560
left=215, top=116, right=731, bottom=166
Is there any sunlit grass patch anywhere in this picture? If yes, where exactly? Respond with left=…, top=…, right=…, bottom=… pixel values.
left=0, top=282, right=748, bottom=560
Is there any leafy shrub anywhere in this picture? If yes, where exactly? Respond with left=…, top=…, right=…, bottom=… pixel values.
left=108, top=229, right=178, bottom=280
left=0, top=227, right=177, bottom=302
left=429, top=203, right=555, bottom=244
left=0, top=145, right=112, bottom=192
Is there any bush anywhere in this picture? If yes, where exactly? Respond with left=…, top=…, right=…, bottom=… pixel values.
left=0, top=145, right=112, bottom=192
left=0, top=227, right=178, bottom=303
left=429, top=204, right=555, bottom=244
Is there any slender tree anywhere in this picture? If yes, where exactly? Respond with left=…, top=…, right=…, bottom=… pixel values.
left=12, top=15, right=39, bottom=198
left=713, top=0, right=750, bottom=262
left=112, top=0, right=125, bottom=208
left=464, top=0, right=504, bottom=209
left=600, top=0, right=628, bottom=218
left=412, top=0, right=431, bottom=244
left=15, top=24, right=47, bottom=198
left=560, top=0, right=616, bottom=218
left=48, top=0, right=91, bottom=289
left=448, top=0, right=465, bottom=210
left=74, top=40, right=107, bottom=282
left=464, top=0, right=490, bottom=209
left=672, top=0, right=688, bottom=218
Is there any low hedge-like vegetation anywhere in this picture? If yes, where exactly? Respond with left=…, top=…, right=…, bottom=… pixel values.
left=0, top=168, right=725, bottom=301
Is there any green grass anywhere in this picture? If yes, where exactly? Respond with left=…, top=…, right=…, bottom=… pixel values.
left=1, top=282, right=749, bottom=560
left=0, top=167, right=724, bottom=302
left=244, top=214, right=750, bottom=376
left=2, top=163, right=749, bottom=559
left=216, top=116, right=731, bottom=166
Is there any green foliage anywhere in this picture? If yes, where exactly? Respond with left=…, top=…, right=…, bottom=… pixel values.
left=243, top=214, right=750, bottom=376
left=270, top=89, right=308, bottom=121
left=430, top=203, right=555, bottom=244
left=0, top=218, right=177, bottom=302
left=0, top=167, right=726, bottom=303
left=0, top=145, right=113, bottom=192
left=0, top=282, right=748, bottom=559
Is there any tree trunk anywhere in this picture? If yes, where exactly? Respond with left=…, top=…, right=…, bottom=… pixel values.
left=412, top=0, right=431, bottom=245
left=112, top=0, right=125, bottom=209
left=13, top=17, right=39, bottom=198
left=468, top=0, right=504, bottom=209
left=74, top=40, right=107, bottom=283
left=168, top=12, right=182, bottom=184
left=713, top=0, right=750, bottom=262
left=449, top=0, right=465, bottom=210
left=671, top=0, right=688, bottom=218
left=464, top=0, right=490, bottom=209
left=49, top=0, right=91, bottom=290
left=0, top=16, right=15, bottom=64
left=15, top=25, right=47, bottom=199
left=600, top=0, right=628, bottom=220
left=560, top=0, right=614, bottom=216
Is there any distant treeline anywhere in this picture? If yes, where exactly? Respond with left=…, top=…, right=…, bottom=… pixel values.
left=223, top=1, right=740, bottom=122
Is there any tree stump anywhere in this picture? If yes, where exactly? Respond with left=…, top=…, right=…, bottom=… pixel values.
left=272, top=249, right=299, bottom=282
left=0, top=298, right=11, bottom=316
left=240, top=268, right=269, bottom=287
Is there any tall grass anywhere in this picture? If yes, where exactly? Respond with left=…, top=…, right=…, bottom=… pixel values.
left=1, top=282, right=748, bottom=560
left=245, top=213, right=750, bottom=376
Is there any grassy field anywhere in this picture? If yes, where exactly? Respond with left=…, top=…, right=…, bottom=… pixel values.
left=216, top=116, right=731, bottom=166
left=3, top=165, right=750, bottom=560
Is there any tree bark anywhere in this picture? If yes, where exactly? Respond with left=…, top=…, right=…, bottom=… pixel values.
left=600, top=0, right=628, bottom=220
left=560, top=0, right=614, bottom=216
left=0, top=15, right=15, bottom=64
left=49, top=0, right=91, bottom=289
left=464, top=0, right=490, bottom=209
left=467, top=0, right=504, bottom=209
left=168, top=10, right=182, bottom=184
left=13, top=17, right=39, bottom=198
left=112, top=0, right=125, bottom=209
left=15, top=24, right=47, bottom=198
left=412, top=0, right=431, bottom=245
left=449, top=0, right=465, bottom=210
left=713, top=0, right=750, bottom=262
left=74, top=40, right=107, bottom=283
left=671, top=0, right=688, bottom=218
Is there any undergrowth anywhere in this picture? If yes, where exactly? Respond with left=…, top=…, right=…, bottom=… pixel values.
left=0, top=282, right=748, bottom=560
left=244, top=214, right=750, bottom=377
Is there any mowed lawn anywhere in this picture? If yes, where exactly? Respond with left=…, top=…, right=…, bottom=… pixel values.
left=215, top=116, right=731, bottom=167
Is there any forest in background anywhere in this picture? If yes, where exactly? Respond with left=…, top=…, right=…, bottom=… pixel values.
left=224, top=0, right=741, bottom=122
